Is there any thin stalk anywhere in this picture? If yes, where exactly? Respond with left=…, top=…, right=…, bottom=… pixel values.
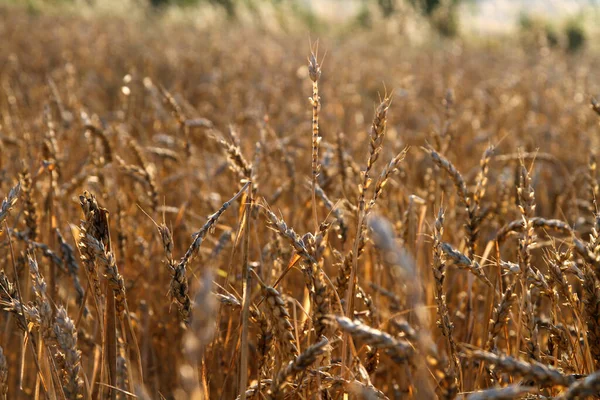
left=239, top=181, right=252, bottom=400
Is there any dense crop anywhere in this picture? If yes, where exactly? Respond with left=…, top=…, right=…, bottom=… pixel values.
left=1, top=5, right=600, bottom=399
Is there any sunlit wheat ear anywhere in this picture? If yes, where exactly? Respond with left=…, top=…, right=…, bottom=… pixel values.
left=27, top=254, right=53, bottom=340
left=514, top=156, right=539, bottom=361
left=517, top=157, right=536, bottom=270
left=344, top=95, right=392, bottom=372
left=308, top=42, right=322, bottom=233
left=358, top=97, right=392, bottom=213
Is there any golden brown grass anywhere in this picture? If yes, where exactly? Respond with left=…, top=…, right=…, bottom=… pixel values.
left=2, top=4, right=600, bottom=399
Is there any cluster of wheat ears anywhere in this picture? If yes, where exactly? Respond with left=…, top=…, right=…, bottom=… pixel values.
left=2, top=6, right=600, bottom=400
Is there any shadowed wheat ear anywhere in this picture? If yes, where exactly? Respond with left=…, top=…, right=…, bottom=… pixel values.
left=127, top=137, right=159, bottom=212
left=53, top=307, right=83, bottom=399
left=181, top=270, right=216, bottom=397
left=583, top=264, right=600, bottom=370
left=116, top=155, right=158, bottom=212
left=162, top=181, right=249, bottom=324
left=210, top=129, right=252, bottom=180
left=180, top=181, right=250, bottom=269
left=1, top=270, right=35, bottom=331
left=423, top=147, right=468, bottom=208
left=0, top=182, right=20, bottom=229
left=254, top=307, right=273, bottom=385
left=432, top=208, right=460, bottom=376
left=467, top=385, right=536, bottom=400
left=587, top=153, right=598, bottom=211
left=77, top=191, right=105, bottom=304
left=263, top=204, right=316, bottom=265
left=216, top=290, right=273, bottom=389
left=557, top=370, right=600, bottom=399
left=495, top=217, right=572, bottom=243
left=423, top=145, right=486, bottom=346
left=461, top=347, right=575, bottom=387
left=269, top=336, right=330, bottom=400
left=19, top=167, right=38, bottom=241
left=82, top=234, right=127, bottom=318
left=81, top=110, right=113, bottom=163
left=156, top=83, right=193, bottom=156
left=77, top=190, right=141, bottom=396
left=592, top=97, right=600, bottom=116
left=473, top=145, right=494, bottom=208
left=56, top=229, right=85, bottom=309
left=0, top=346, right=7, bottom=400
left=335, top=317, right=414, bottom=365
left=440, top=242, right=492, bottom=287
left=262, top=285, right=298, bottom=358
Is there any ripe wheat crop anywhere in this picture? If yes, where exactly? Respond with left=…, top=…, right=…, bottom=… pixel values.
left=1, top=4, right=600, bottom=399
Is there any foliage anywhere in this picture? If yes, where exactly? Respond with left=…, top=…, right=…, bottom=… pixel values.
left=518, top=12, right=588, bottom=53
left=565, top=18, right=586, bottom=52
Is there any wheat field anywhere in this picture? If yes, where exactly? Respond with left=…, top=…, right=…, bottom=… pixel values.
left=1, top=4, right=600, bottom=399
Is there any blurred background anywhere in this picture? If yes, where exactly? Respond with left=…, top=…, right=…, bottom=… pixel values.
left=5, top=0, right=600, bottom=46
